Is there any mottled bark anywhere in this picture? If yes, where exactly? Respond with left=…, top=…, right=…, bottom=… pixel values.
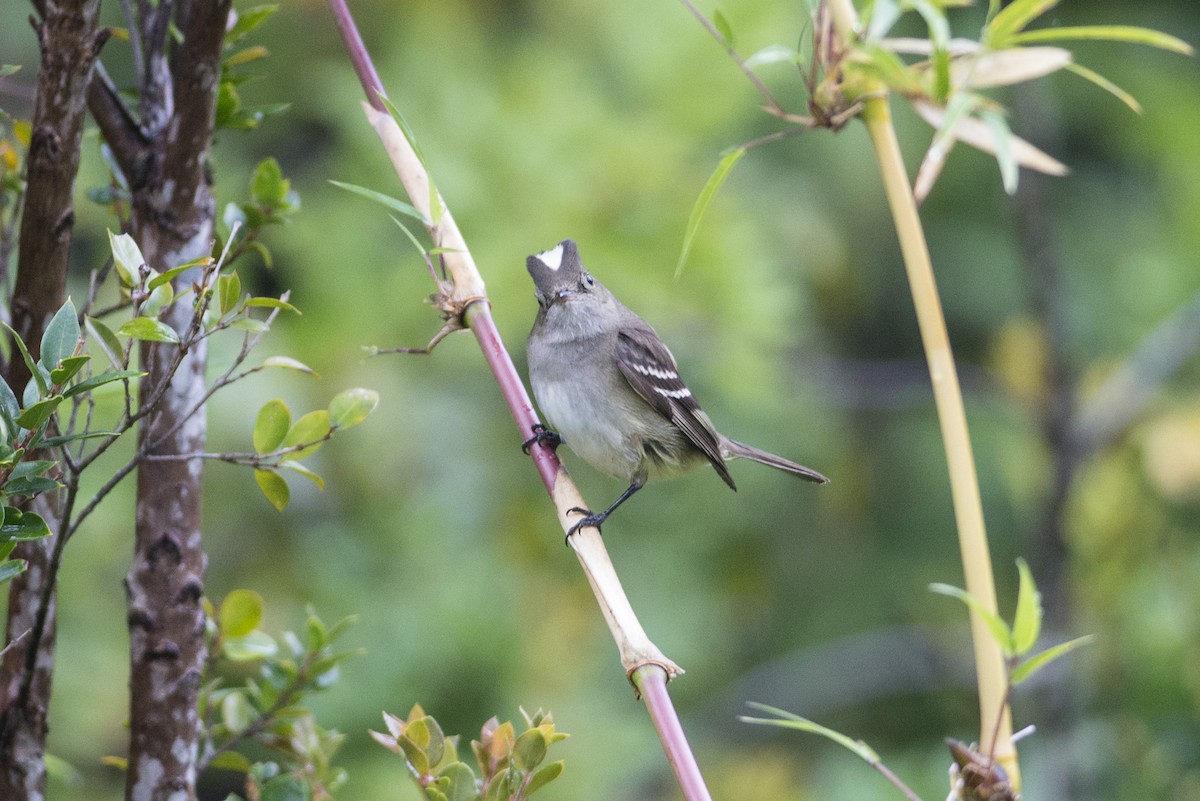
left=98, top=2, right=231, bottom=799
left=0, top=2, right=103, bottom=799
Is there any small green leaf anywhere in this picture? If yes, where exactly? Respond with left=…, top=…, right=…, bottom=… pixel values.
left=281, top=461, right=324, bottom=490
left=207, top=750, right=252, bottom=773
left=984, top=0, right=1061, bottom=48
left=62, top=369, right=143, bottom=399
left=219, top=272, right=242, bottom=316
left=230, top=318, right=268, bottom=333
left=0, top=559, right=26, bottom=584
left=1011, top=634, right=1095, bottom=685
left=244, top=297, right=300, bottom=314
left=6, top=323, right=47, bottom=397
left=139, top=280, right=173, bottom=318
left=50, top=355, right=90, bottom=386
left=280, top=410, right=330, bottom=461
left=525, top=760, right=564, bottom=796
left=929, top=582, right=1014, bottom=655
left=226, top=5, right=280, bottom=45
left=676, top=147, right=745, bottom=278
left=713, top=8, right=734, bottom=46
left=220, top=589, right=264, bottom=637
left=980, top=109, right=1018, bottom=195
left=1011, top=558, right=1042, bottom=655
left=251, top=157, right=289, bottom=206
left=0, top=377, right=21, bottom=430
left=148, top=258, right=208, bottom=290
left=117, top=317, right=180, bottom=344
left=254, top=468, right=289, bottom=511
left=16, top=396, right=63, bottom=430
left=261, top=356, right=317, bottom=376
left=220, top=691, right=255, bottom=734
left=436, top=762, right=478, bottom=801
left=328, top=180, right=428, bottom=224
left=108, top=230, right=146, bottom=287
left=328, top=387, right=378, bottom=429
left=85, top=316, right=126, bottom=369
left=40, top=300, right=80, bottom=370
left=0, top=508, right=51, bottom=541
left=740, top=702, right=881, bottom=763
left=513, top=729, right=547, bottom=771
left=254, top=400, right=291, bottom=454
left=222, top=629, right=278, bottom=661
left=259, top=775, right=308, bottom=801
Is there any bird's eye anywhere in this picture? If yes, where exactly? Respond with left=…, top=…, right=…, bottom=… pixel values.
left=583, top=273, right=595, bottom=287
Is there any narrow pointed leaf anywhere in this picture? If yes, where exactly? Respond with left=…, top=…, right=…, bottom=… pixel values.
left=1011, top=634, right=1096, bottom=685
left=1011, top=558, right=1043, bottom=654
left=1063, top=62, right=1142, bottom=114
left=261, top=356, right=318, bottom=376
left=280, top=461, right=325, bottom=489
left=1009, top=25, right=1194, bottom=55
left=913, top=100, right=1067, bottom=177
left=676, top=147, right=745, bottom=277
left=929, top=582, right=1014, bottom=655
left=984, top=0, right=1061, bottom=48
left=85, top=317, right=126, bottom=369
left=62, top=369, right=144, bottom=398
left=329, top=180, right=427, bottom=224
left=740, top=702, right=881, bottom=763
left=245, top=297, right=300, bottom=314
left=6, top=324, right=47, bottom=396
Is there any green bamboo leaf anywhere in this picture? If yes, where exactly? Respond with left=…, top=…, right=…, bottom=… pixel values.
left=984, top=0, right=1060, bottom=48
left=676, top=147, right=745, bottom=278
left=219, top=589, right=264, bottom=637
left=40, top=300, right=80, bottom=370
left=329, top=180, right=427, bottom=224
left=929, top=582, right=1014, bottom=655
left=1063, top=62, right=1142, bottom=114
left=1011, top=558, right=1043, bottom=655
left=328, top=387, right=379, bottom=429
left=226, top=4, right=280, bottom=44
left=740, top=702, right=881, bottom=763
left=1011, top=634, right=1095, bottom=685
left=254, top=468, right=289, bottom=511
left=254, top=399, right=290, bottom=454
left=116, top=317, right=180, bottom=344
left=979, top=109, right=1018, bottom=195
left=379, top=95, right=427, bottom=166
left=1008, top=25, right=1193, bottom=55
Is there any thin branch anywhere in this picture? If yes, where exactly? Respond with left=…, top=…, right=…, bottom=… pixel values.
left=676, top=0, right=787, bottom=116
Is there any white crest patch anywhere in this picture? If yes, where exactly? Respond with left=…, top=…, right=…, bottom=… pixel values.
left=536, top=243, right=565, bottom=271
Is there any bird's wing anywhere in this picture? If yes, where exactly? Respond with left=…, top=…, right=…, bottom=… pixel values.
left=615, top=326, right=735, bottom=489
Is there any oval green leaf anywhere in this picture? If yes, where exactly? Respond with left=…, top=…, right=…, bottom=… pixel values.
left=219, top=588, right=264, bottom=637
left=280, top=410, right=330, bottom=461
left=117, top=317, right=180, bottom=344
left=254, top=399, right=290, bottom=454
left=254, top=468, right=289, bottom=511
left=328, top=387, right=379, bottom=429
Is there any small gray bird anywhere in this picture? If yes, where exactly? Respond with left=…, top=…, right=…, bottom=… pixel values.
left=525, top=239, right=827, bottom=535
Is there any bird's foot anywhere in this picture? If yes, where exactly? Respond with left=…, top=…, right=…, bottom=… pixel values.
left=565, top=506, right=607, bottom=541
left=522, top=423, right=561, bottom=454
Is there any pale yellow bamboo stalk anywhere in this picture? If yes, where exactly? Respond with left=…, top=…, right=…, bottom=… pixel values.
left=824, top=0, right=1018, bottom=785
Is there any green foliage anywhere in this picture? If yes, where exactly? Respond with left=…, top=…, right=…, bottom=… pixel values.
left=373, top=706, right=568, bottom=801
left=930, top=558, right=1094, bottom=685
left=200, top=596, right=358, bottom=800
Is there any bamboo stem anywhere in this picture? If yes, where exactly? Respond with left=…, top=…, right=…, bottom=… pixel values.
left=823, top=0, right=1018, bottom=785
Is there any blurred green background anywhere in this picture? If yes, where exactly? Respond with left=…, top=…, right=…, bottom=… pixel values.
left=3, top=1, right=1200, bottom=799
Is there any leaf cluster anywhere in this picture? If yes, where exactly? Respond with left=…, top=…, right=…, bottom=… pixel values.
left=372, top=705, right=568, bottom=801
left=199, top=591, right=360, bottom=800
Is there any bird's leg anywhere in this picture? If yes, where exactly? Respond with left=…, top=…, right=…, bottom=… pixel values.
left=566, top=474, right=646, bottom=537
left=522, top=423, right=562, bottom=454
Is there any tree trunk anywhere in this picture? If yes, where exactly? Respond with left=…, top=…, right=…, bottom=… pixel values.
left=0, top=2, right=103, bottom=798
left=109, top=2, right=231, bottom=799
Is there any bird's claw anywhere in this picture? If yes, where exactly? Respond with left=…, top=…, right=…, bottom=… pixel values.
left=565, top=506, right=607, bottom=541
left=522, top=423, right=561, bottom=454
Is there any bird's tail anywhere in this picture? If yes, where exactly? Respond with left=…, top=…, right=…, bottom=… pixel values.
left=721, top=438, right=829, bottom=484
